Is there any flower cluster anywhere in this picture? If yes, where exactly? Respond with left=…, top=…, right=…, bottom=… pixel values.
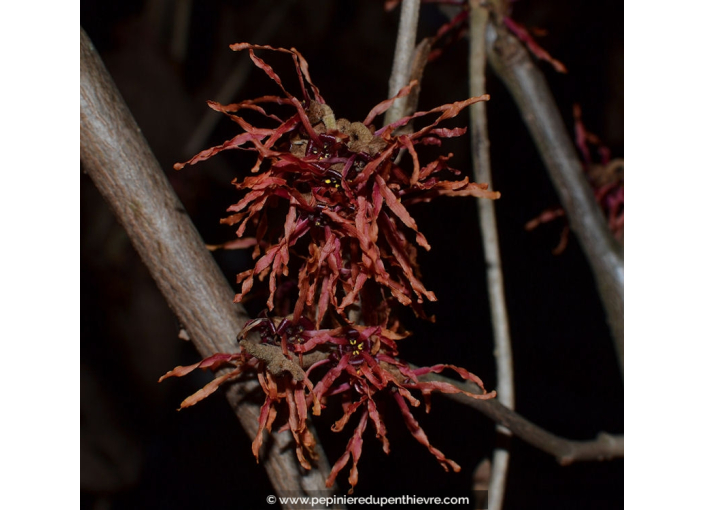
left=161, top=43, right=498, bottom=492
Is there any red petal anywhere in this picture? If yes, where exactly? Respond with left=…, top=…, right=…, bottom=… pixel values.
left=392, top=391, right=461, bottom=473
left=290, top=47, right=324, bottom=103
left=313, top=353, right=351, bottom=400
left=205, top=237, right=257, bottom=251
left=398, top=135, right=421, bottom=186
left=378, top=212, right=436, bottom=303
left=503, top=17, right=567, bottom=74
left=326, top=410, right=369, bottom=492
left=235, top=47, right=321, bottom=143
left=158, top=353, right=240, bottom=382
left=351, top=143, right=397, bottom=187
left=229, top=43, right=324, bottom=104
left=427, top=126, right=467, bottom=138
left=179, top=369, right=242, bottom=409
left=375, top=174, right=430, bottom=250
left=285, top=389, right=313, bottom=470
left=207, top=95, right=289, bottom=123
left=331, top=398, right=366, bottom=432
left=407, top=364, right=497, bottom=401
left=377, top=95, right=489, bottom=139
left=363, top=80, right=418, bottom=126
left=174, top=131, right=266, bottom=170
left=365, top=397, right=390, bottom=454
left=413, top=363, right=490, bottom=390
left=252, top=396, right=275, bottom=462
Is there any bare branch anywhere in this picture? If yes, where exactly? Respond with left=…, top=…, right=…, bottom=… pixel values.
left=384, top=0, right=421, bottom=126
left=399, top=37, right=432, bottom=129
left=485, top=22, right=624, bottom=375
left=414, top=366, right=623, bottom=465
left=469, top=5, right=514, bottom=509
left=79, top=27, right=337, bottom=507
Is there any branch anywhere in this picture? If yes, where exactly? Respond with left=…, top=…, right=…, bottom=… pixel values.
left=79, top=27, right=338, bottom=508
left=384, top=0, right=421, bottom=126
left=468, top=4, right=514, bottom=510
left=414, top=366, right=623, bottom=465
left=485, top=22, right=624, bottom=375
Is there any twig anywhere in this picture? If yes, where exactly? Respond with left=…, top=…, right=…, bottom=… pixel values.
left=80, top=27, right=339, bottom=509
left=468, top=4, right=514, bottom=510
left=402, top=38, right=432, bottom=121
left=413, top=365, right=623, bottom=465
left=183, top=0, right=295, bottom=158
left=485, top=22, right=624, bottom=375
left=384, top=0, right=421, bottom=126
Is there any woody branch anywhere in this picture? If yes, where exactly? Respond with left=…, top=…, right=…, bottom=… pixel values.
left=468, top=3, right=515, bottom=510
left=485, top=19, right=624, bottom=375
left=79, top=28, right=337, bottom=509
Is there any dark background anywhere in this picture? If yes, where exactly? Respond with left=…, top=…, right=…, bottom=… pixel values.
left=81, top=1, right=624, bottom=508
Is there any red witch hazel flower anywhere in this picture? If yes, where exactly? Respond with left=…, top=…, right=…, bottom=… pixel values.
left=160, top=43, right=499, bottom=493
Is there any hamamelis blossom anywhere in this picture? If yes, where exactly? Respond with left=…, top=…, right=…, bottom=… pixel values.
left=175, top=43, right=498, bottom=325
left=158, top=319, right=322, bottom=469
left=161, top=313, right=496, bottom=492
left=298, top=325, right=495, bottom=489
left=162, top=42, right=499, bottom=493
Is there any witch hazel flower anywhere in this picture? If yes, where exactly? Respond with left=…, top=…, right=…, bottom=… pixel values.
left=161, top=42, right=499, bottom=493
left=176, top=43, right=497, bottom=322
left=297, top=325, right=496, bottom=489
left=159, top=315, right=323, bottom=468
